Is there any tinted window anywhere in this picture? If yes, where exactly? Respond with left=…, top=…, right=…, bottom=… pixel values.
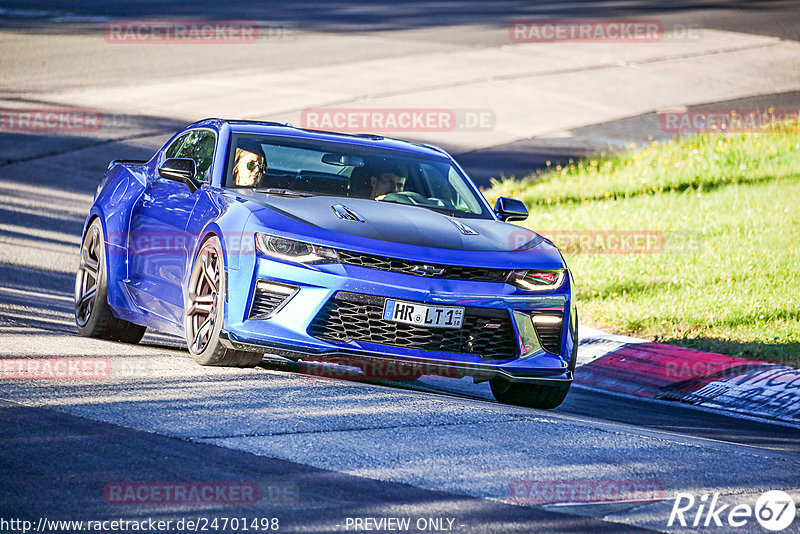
left=165, top=133, right=190, bottom=159
left=176, top=130, right=216, bottom=182
left=225, top=134, right=491, bottom=219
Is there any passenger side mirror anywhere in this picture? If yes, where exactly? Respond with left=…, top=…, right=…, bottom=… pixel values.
left=494, top=197, right=529, bottom=222
left=158, top=158, right=200, bottom=192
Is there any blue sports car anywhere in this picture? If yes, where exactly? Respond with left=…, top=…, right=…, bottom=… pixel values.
left=76, top=119, right=577, bottom=408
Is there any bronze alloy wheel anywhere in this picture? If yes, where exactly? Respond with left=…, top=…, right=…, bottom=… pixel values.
left=75, top=224, right=101, bottom=327
left=184, top=236, right=263, bottom=367
left=186, top=239, right=221, bottom=354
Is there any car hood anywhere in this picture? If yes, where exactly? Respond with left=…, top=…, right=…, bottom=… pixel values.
left=233, top=191, right=544, bottom=253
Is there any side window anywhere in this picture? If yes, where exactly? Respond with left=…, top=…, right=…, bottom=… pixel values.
left=176, top=130, right=217, bottom=182
left=165, top=133, right=190, bottom=159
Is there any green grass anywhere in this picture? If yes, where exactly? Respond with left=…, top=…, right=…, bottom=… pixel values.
left=484, top=121, right=800, bottom=364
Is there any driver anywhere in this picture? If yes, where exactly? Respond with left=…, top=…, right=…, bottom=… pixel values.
left=370, top=164, right=407, bottom=200
left=232, top=139, right=267, bottom=187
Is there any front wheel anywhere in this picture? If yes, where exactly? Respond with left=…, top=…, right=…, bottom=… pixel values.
left=184, top=236, right=263, bottom=367
left=490, top=379, right=571, bottom=409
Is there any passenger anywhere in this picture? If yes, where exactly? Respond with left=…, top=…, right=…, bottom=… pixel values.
left=232, top=140, right=267, bottom=187
left=370, top=165, right=407, bottom=200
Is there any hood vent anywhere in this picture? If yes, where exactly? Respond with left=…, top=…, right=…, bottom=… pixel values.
left=449, top=219, right=479, bottom=235
left=332, top=204, right=365, bottom=222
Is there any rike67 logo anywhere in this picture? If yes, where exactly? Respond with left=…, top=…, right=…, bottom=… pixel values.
left=669, top=490, right=796, bottom=531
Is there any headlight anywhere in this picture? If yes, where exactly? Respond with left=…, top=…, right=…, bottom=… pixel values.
left=255, top=234, right=339, bottom=264
left=507, top=269, right=565, bottom=291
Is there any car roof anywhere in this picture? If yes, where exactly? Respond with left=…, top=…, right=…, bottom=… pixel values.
left=187, top=118, right=450, bottom=159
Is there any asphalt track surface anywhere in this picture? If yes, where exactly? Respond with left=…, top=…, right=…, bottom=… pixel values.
left=1, top=1, right=800, bottom=532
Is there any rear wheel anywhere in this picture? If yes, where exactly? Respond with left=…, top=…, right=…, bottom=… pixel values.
left=185, top=236, right=263, bottom=367
left=490, top=379, right=571, bottom=409
left=75, top=219, right=146, bottom=343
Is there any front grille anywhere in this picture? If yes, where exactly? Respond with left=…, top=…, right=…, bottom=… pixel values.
left=532, top=315, right=563, bottom=354
left=336, top=249, right=510, bottom=283
left=308, top=291, right=519, bottom=360
left=248, top=281, right=298, bottom=319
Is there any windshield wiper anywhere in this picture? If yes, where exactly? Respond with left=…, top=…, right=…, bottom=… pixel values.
left=255, top=188, right=314, bottom=198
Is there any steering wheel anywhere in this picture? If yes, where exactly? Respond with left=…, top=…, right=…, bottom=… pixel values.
left=380, top=191, right=429, bottom=205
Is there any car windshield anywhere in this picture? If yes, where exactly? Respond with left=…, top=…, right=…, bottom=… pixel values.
left=225, top=133, right=490, bottom=218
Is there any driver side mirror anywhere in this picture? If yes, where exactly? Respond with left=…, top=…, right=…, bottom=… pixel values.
left=494, top=197, right=529, bottom=222
left=158, top=158, right=200, bottom=192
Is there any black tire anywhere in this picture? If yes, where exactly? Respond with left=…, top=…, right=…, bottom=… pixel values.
left=75, top=218, right=146, bottom=343
left=184, top=236, right=263, bottom=367
left=490, top=378, right=571, bottom=409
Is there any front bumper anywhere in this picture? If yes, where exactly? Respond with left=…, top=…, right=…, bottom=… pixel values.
left=223, top=253, right=577, bottom=383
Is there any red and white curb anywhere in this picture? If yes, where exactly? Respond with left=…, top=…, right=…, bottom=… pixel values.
left=576, top=327, right=800, bottom=426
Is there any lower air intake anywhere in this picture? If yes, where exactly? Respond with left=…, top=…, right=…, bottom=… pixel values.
left=248, top=281, right=298, bottom=319
left=532, top=314, right=563, bottom=354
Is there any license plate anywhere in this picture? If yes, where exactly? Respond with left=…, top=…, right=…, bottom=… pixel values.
left=382, top=299, right=464, bottom=329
